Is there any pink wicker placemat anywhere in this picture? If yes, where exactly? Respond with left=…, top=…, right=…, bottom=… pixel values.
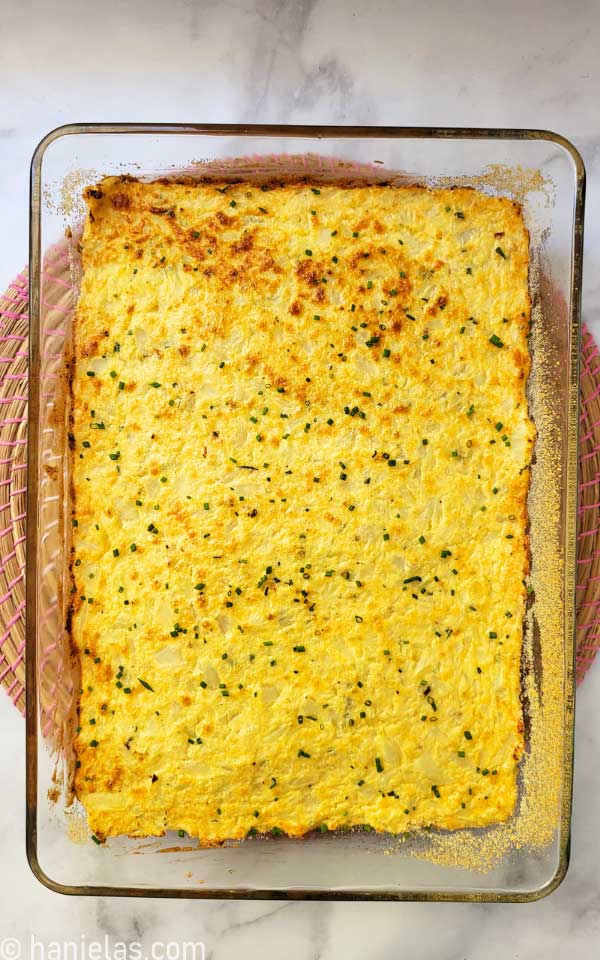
left=0, top=269, right=597, bottom=715
left=0, top=270, right=27, bottom=713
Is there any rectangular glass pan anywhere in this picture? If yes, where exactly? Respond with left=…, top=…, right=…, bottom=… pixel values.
left=27, top=125, right=584, bottom=901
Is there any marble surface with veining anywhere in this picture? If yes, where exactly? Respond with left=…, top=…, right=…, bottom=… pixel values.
left=1, top=1, right=600, bottom=957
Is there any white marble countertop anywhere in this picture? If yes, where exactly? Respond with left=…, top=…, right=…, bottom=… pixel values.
left=1, top=0, right=599, bottom=956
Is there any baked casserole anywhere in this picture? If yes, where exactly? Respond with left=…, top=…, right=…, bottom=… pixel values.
left=70, top=176, right=533, bottom=842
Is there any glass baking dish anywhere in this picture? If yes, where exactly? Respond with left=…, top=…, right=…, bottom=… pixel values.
left=27, top=124, right=585, bottom=901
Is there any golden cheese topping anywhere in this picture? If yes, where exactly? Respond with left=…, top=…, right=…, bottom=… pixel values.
left=71, top=176, right=533, bottom=842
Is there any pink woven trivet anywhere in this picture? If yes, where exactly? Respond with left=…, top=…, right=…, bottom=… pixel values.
left=0, top=270, right=597, bottom=715
left=0, top=270, right=27, bottom=713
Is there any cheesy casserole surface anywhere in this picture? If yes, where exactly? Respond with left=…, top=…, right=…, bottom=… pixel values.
left=71, top=176, right=533, bottom=842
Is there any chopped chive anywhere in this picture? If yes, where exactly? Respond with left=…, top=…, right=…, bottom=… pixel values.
left=375, top=757, right=383, bottom=773
left=489, top=334, right=504, bottom=348
left=495, top=246, right=507, bottom=259
left=138, top=678, right=154, bottom=691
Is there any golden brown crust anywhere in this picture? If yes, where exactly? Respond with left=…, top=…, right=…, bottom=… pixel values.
left=71, top=177, right=533, bottom=842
